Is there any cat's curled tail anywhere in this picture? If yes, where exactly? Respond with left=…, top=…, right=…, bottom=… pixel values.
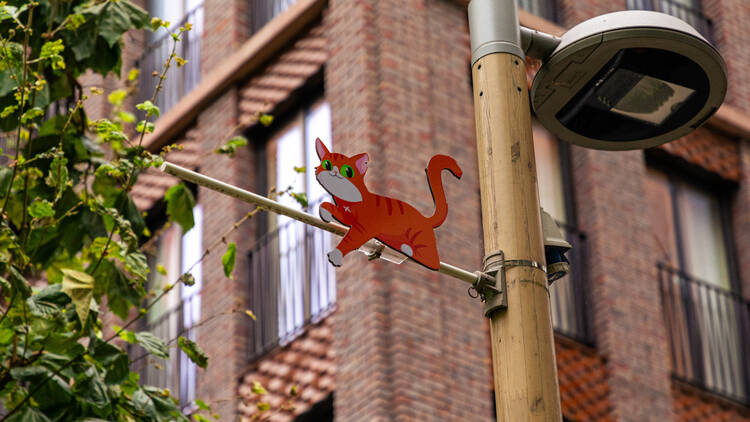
left=425, top=154, right=462, bottom=228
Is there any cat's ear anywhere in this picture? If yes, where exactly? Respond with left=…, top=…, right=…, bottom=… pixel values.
left=354, top=153, right=369, bottom=175
left=315, top=138, right=330, bottom=159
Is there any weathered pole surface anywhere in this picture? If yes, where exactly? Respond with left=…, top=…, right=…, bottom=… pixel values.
left=468, top=0, right=562, bottom=420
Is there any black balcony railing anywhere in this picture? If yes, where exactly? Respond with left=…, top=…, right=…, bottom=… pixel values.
left=627, top=0, right=714, bottom=43
left=130, top=294, right=201, bottom=408
left=549, top=224, right=593, bottom=345
left=136, top=3, right=203, bottom=116
left=250, top=0, right=298, bottom=34
left=518, top=0, right=557, bottom=23
left=247, top=200, right=336, bottom=360
left=658, top=263, right=750, bottom=404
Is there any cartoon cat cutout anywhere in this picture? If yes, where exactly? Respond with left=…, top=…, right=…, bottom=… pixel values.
left=314, top=138, right=462, bottom=270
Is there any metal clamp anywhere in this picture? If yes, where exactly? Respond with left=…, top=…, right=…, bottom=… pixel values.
left=471, top=250, right=547, bottom=317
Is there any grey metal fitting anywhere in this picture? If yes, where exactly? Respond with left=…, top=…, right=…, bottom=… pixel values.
left=520, top=26, right=561, bottom=61
left=468, top=0, right=524, bottom=65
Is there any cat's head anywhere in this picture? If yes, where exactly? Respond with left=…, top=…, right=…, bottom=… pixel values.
left=315, top=138, right=369, bottom=203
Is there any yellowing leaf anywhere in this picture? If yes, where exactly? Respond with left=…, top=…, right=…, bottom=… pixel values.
left=251, top=381, right=267, bottom=395
left=61, top=268, right=94, bottom=324
left=244, top=310, right=256, bottom=320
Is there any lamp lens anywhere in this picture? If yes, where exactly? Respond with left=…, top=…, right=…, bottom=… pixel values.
left=555, top=48, right=709, bottom=143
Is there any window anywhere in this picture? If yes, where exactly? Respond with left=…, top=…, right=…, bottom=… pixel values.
left=135, top=206, right=203, bottom=408
left=646, top=167, right=749, bottom=403
left=626, top=0, right=713, bottom=42
left=250, top=0, right=298, bottom=34
left=248, top=99, right=335, bottom=358
left=518, top=0, right=557, bottom=23
left=533, top=121, right=591, bottom=343
left=139, top=0, right=204, bottom=115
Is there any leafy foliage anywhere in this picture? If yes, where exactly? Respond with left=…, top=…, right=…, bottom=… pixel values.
left=0, top=1, right=213, bottom=420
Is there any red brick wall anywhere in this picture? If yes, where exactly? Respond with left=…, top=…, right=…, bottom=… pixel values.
left=570, top=146, right=675, bottom=422
left=325, top=0, right=492, bottom=420
left=733, top=139, right=750, bottom=299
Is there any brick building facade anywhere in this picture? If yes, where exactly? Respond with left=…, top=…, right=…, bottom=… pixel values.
left=94, top=0, right=750, bottom=420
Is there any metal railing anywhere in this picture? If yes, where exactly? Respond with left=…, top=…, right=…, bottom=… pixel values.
left=136, top=3, right=203, bottom=116
left=247, top=199, right=336, bottom=360
left=250, top=0, right=298, bottom=34
left=627, top=0, right=714, bottom=43
left=658, top=263, right=750, bottom=404
left=549, top=224, right=593, bottom=345
left=518, top=0, right=558, bottom=23
left=130, top=294, right=201, bottom=408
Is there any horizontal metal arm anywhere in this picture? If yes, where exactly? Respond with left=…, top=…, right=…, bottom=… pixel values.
left=160, top=161, right=480, bottom=285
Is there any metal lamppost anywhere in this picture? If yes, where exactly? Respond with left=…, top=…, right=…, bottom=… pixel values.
left=467, top=0, right=727, bottom=420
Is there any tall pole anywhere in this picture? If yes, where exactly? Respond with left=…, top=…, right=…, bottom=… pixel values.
left=468, top=0, right=562, bottom=420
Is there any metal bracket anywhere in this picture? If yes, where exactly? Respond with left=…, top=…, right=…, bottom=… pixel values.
left=471, top=250, right=547, bottom=317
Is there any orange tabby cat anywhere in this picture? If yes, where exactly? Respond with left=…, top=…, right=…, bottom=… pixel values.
left=314, top=138, right=461, bottom=270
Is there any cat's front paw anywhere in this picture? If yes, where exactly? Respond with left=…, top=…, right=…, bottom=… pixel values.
left=320, top=207, right=334, bottom=223
left=327, top=249, right=343, bottom=267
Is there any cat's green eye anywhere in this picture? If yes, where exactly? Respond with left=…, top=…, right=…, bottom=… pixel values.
left=341, top=164, right=354, bottom=178
left=322, top=160, right=332, bottom=171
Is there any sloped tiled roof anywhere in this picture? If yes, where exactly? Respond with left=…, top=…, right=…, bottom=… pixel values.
left=131, top=21, right=326, bottom=213
left=237, top=24, right=326, bottom=127
left=657, top=126, right=741, bottom=182
left=238, top=317, right=335, bottom=422
left=672, top=381, right=750, bottom=421
left=555, top=336, right=615, bottom=422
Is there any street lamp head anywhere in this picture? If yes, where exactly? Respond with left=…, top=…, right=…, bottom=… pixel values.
left=530, top=11, right=727, bottom=151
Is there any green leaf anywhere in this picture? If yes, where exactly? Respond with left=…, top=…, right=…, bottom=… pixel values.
left=20, top=107, right=44, bottom=124
left=257, top=402, right=270, bottom=411
left=178, top=336, right=208, bottom=368
left=7, top=265, right=31, bottom=299
left=61, top=268, right=94, bottom=324
left=29, top=200, right=55, bottom=219
left=214, top=136, right=248, bottom=158
left=117, top=111, right=136, bottom=123
left=157, top=264, right=167, bottom=275
left=195, top=399, right=211, bottom=412
left=90, top=338, right=129, bottom=385
left=135, top=331, right=169, bottom=359
left=136, top=120, right=155, bottom=133
left=193, top=415, right=211, bottom=422
left=4, top=406, right=52, bottom=422
left=74, top=367, right=110, bottom=413
left=251, top=380, right=267, bottom=395
left=10, top=366, right=73, bottom=410
left=45, top=154, right=69, bottom=197
left=136, top=100, right=160, bottom=118
left=124, top=252, right=149, bottom=281
left=293, top=166, right=306, bottom=173
left=290, top=191, right=308, bottom=208
left=222, top=242, right=236, bottom=279
left=107, top=89, right=127, bottom=106
left=259, top=113, right=274, bottom=127
left=165, top=184, right=195, bottom=233
left=27, top=284, right=69, bottom=319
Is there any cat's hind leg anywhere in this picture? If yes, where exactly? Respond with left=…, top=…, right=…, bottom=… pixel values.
left=402, top=229, right=440, bottom=270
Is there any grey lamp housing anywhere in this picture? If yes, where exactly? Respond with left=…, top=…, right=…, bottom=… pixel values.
left=530, top=11, right=727, bottom=151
